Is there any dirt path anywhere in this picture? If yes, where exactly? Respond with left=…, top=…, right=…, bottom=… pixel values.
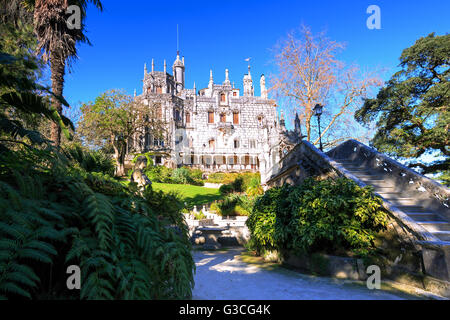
left=192, top=248, right=420, bottom=300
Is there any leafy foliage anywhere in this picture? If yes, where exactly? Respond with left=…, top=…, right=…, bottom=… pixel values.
left=64, top=143, right=115, bottom=176
left=355, top=33, right=449, bottom=184
left=78, top=89, right=166, bottom=176
left=0, top=45, right=195, bottom=300
left=247, top=178, right=389, bottom=257
left=210, top=194, right=254, bottom=217
left=144, top=166, right=204, bottom=186
left=0, top=148, right=195, bottom=300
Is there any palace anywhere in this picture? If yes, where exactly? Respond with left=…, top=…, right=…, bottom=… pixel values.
left=127, top=52, right=302, bottom=178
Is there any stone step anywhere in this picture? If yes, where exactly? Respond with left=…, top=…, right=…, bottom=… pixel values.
left=407, top=212, right=444, bottom=222
left=417, top=221, right=450, bottom=232
left=387, top=198, right=419, bottom=206
left=395, top=205, right=430, bottom=213
left=371, top=185, right=397, bottom=191
left=333, top=159, right=357, bottom=163
left=432, top=231, right=450, bottom=242
left=377, top=192, right=407, bottom=200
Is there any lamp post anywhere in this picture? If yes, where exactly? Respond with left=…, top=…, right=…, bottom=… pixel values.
left=313, top=104, right=324, bottom=151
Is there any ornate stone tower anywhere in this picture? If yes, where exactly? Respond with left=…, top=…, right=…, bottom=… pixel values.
left=260, top=74, right=267, bottom=99
left=172, top=52, right=185, bottom=94
left=243, top=65, right=254, bottom=97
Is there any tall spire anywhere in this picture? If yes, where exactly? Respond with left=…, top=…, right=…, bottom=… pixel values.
left=164, top=60, right=166, bottom=73
left=176, top=24, right=179, bottom=55
left=224, top=69, right=231, bottom=86
left=280, top=110, right=286, bottom=130
left=209, top=69, right=214, bottom=87
left=260, top=74, right=267, bottom=99
left=151, top=58, right=154, bottom=72
left=144, top=63, right=147, bottom=76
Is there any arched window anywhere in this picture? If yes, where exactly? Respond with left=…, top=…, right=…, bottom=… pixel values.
left=186, top=112, right=190, bottom=123
left=220, top=93, right=226, bottom=102
left=234, top=139, right=239, bottom=149
left=208, top=111, right=214, bottom=123
left=257, top=115, right=263, bottom=126
left=209, top=139, right=215, bottom=149
left=220, top=113, right=226, bottom=123
left=233, top=112, right=239, bottom=124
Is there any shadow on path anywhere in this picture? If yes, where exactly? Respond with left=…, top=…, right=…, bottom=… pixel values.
left=192, top=248, right=421, bottom=300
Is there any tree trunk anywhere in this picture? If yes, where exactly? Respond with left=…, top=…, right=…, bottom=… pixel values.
left=50, top=51, right=65, bottom=148
left=113, top=140, right=127, bottom=177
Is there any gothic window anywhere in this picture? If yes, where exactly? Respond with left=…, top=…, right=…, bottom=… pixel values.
left=257, top=115, right=263, bottom=126
left=244, top=156, right=250, bottom=165
left=233, top=155, right=238, bottom=164
left=233, top=112, right=239, bottom=124
left=234, top=139, right=239, bottom=149
left=186, top=112, right=190, bottom=123
left=220, top=113, right=226, bottom=123
left=175, top=109, right=180, bottom=121
left=233, top=92, right=237, bottom=97
left=209, top=139, right=215, bottom=149
left=220, top=93, right=226, bottom=102
left=208, top=111, right=214, bottom=124
left=156, top=86, right=162, bottom=94
left=249, top=139, right=256, bottom=149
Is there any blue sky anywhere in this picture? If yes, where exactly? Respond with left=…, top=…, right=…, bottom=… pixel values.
left=63, top=0, right=449, bottom=123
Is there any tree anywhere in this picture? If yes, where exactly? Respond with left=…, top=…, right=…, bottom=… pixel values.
left=0, top=3, right=73, bottom=151
left=270, top=25, right=381, bottom=149
left=78, top=89, right=166, bottom=176
left=355, top=33, right=449, bottom=184
left=33, top=0, right=103, bottom=148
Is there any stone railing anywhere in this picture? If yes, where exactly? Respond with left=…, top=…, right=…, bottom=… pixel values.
left=264, top=140, right=339, bottom=187
left=263, top=139, right=448, bottom=243
left=326, top=139, right=450, bottom=221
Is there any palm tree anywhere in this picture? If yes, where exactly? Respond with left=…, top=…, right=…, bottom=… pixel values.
left=33, top=0, right=103, bottom=147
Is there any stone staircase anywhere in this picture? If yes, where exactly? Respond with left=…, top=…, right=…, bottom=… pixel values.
left=264, top=139, right=450, bottom=281
left=332, top=159, right=450, bottom=245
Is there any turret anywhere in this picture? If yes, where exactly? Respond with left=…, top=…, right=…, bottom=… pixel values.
left=260, top=74, right=267, bottom=99
left=173, top=51, right=185, bottom=93
left=294, top=112, right=302, bottom=137
left=280, top=110, right=286, bottom=131
left=223, top=69, right=231, bottom=86
left=208, top=69, right=214, bottom=88
left=243, top=65, right=254, bottom=97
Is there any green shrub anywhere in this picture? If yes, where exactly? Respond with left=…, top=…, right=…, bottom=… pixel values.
left=213, top=194, right=253, bottom=216
left=144, top=165, right=174, bottom=183
left=172, top=167, right=192, bottom=184
left=219, top=183, right=234, bottom=195
left=247, top=178, right=389, bottom=257
left=64, top=143, right=115, bottom=176
left=0, top=148, right=195, bottom=300
left=194, top=211, right=207, bottom=220
left=246, top=176, right=263, bottom=196
left=231, top=177, right=244, bottom=193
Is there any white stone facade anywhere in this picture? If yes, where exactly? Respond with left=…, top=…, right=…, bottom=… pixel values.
left=129, top=52, right=301, bottom=178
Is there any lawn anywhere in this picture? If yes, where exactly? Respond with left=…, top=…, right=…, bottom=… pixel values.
left=152, top=182, right=224, bottom=209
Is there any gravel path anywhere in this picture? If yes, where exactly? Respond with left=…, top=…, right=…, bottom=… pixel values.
left=192, top=248, right=418, bottom=300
